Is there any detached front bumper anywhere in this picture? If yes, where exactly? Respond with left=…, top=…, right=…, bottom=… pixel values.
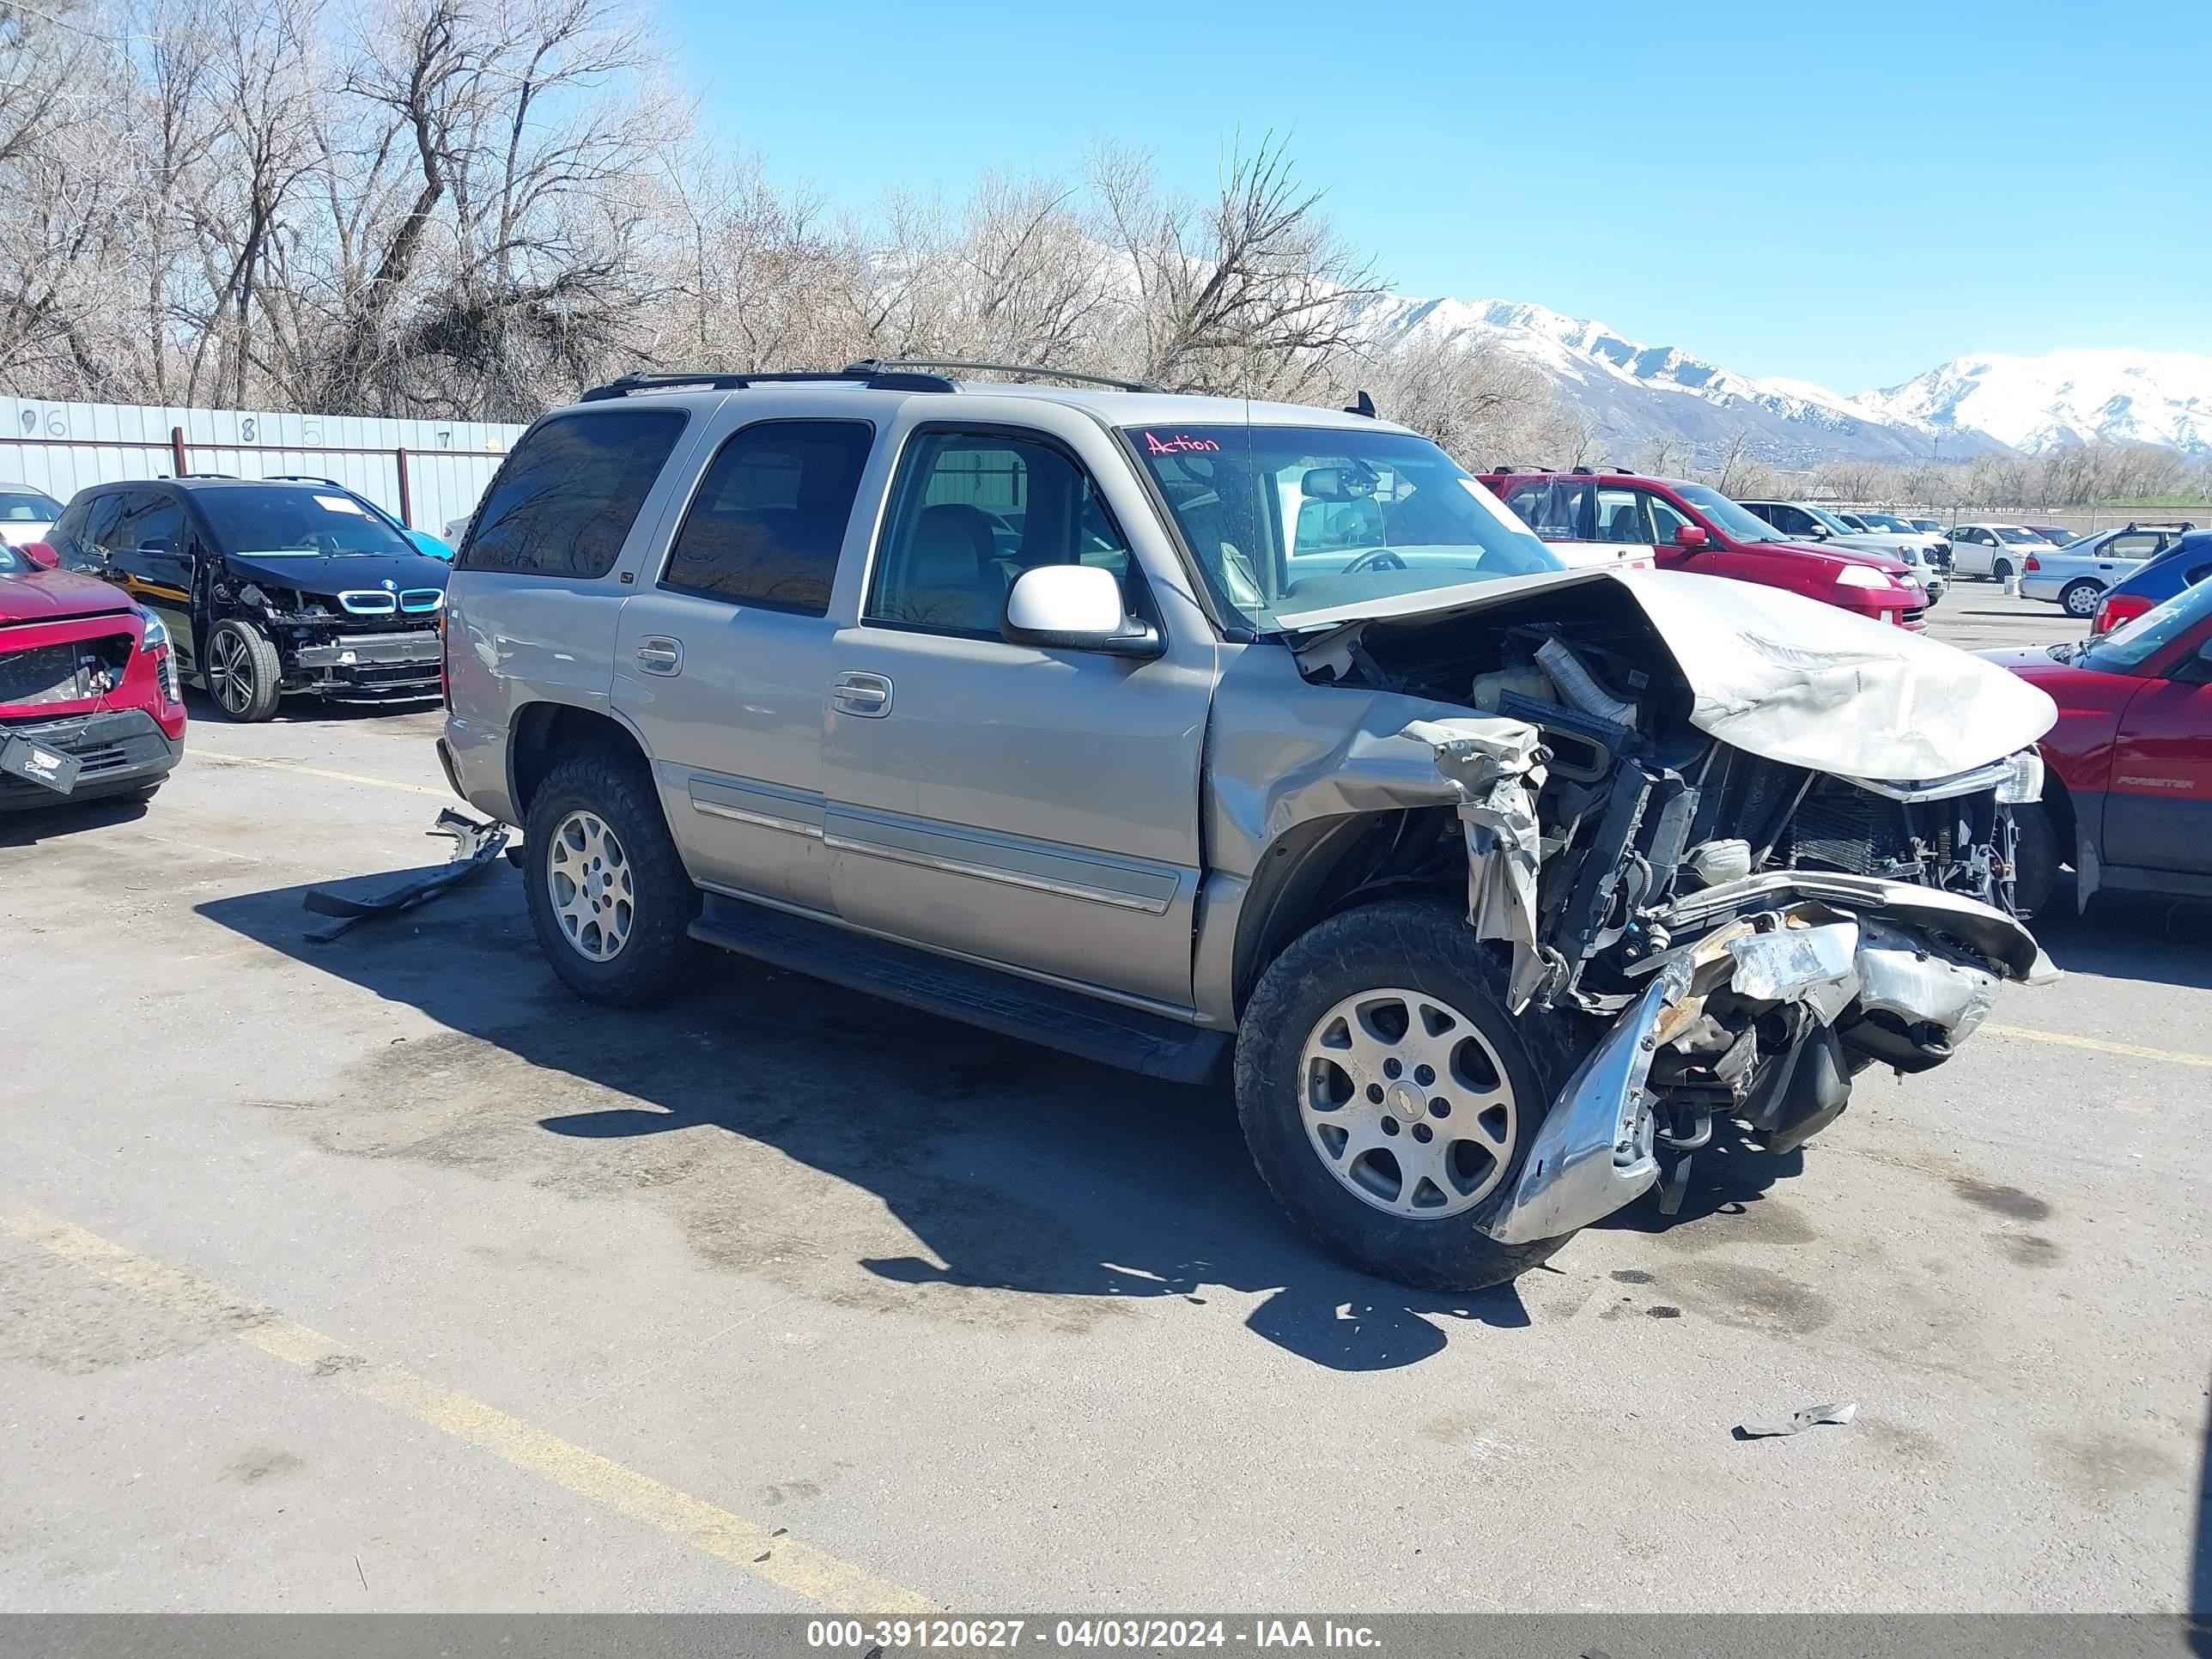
left=1478, top=876, right=2046, bottom=1243
left=0, top=708, right=183, bottom=811
left=288, top=630, right=441, bottom=698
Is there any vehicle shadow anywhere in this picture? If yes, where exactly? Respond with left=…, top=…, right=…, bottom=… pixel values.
left=2033, top=873, right=2212, bottom=993
left=2196, top=1387, right=2211, bottom=1656
left=0, top=792, right=155, bottom=846
left=194, top=866, right=1538, bottom=1372
left=181, top=689, right=441, bottom=726
left=1589, top=1117, right=1805, bottom=1237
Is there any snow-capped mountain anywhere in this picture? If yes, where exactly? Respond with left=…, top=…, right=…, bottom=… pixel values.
left=1347, top=295, right=1995, bottom=467
left=1857, top=349, right=2212, bottom=456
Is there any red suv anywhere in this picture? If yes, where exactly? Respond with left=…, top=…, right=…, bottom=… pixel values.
left=1, top=541, right=185, bottom=811
left=1476, top=468, right=1927, bottom=629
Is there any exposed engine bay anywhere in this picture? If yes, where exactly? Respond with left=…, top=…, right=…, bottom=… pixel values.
left=1285, top=569, right=2058, bottom=1241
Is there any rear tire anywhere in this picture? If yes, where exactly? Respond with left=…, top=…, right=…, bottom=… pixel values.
left=524, top=750, right=704, bottom=1006
left=2059, top=580, right=2101, bottom=618
left=204, top=619, right=282, bottom=722
left=1233, top=896, right=1593, bottom=1291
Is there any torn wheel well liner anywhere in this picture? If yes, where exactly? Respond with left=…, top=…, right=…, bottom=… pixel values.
left=1231, top=808, right=1459, bottom=1012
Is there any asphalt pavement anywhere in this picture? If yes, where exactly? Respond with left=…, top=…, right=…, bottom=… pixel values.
left=2, top=583, right=2206, bottom=1615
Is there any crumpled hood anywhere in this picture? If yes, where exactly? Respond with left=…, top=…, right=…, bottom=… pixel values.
left=1285, top=567, right=2056, bottom=781
left=222, top=549, right=449, bottom=597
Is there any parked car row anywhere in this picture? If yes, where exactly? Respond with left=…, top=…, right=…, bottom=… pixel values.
left=33, top=477, right=452, bottom=722
left=1476, top=467, right=1932, bottom=624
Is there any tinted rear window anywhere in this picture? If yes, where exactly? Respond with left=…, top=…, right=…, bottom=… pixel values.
left=660, top=420, right=873, bottom=614
left=459, top=410, right=688, bottom=578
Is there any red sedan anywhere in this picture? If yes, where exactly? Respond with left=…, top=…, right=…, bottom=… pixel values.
left=1, top=541, right=185, bottom=811
left=1984, top=574, right=2212, bottom=912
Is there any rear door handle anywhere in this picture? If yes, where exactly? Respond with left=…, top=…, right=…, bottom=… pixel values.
left=831, top=670, right=893, bottom=718
left=636, top=637, right=684, bottom=676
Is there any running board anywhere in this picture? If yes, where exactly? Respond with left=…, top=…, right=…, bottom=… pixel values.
left=690, top=893, right=1229, bottom=1084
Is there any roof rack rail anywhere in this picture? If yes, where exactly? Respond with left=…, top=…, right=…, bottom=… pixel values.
left=1570, top=464, right=1597, bottom=474
left=846, top=358, right=1163, bottom=393
left=577, top=367, right=960, bottom=402
left=269, top=473, right=344, bottom=488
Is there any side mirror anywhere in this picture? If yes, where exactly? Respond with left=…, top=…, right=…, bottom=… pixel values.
left=20, top=540, right=59, bottom=569
left=1807, top=524, right=1831, bottom=540
left=1002, top=564, right=1162, bottom=659
left=1672, top=524, right=1711, bottom=550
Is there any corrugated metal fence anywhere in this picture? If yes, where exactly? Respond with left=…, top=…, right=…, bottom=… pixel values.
left=0, top=398, right=527, bottom=535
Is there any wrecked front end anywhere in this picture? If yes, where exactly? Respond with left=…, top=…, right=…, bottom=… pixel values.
left=1288, top=569, right=2059, bottom=1243
left=211, top=569, right=445, bottom=701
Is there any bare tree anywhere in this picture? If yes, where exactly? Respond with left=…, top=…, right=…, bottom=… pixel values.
left=1094, top=136, right=1382, bottom=396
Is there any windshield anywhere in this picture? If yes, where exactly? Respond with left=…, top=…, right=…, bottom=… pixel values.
left=1994, top=526, right=2045, bottom=544
left=0, top=489, right=60, bottom=523
left=0, top=543, right=33, bottom=574
left=2074, top=576, right=2212, bottom=674
left=1673, top=483, right=1790, bottom=542
left=195, top=485, right=419, bottom=558
left=1126, top=424, right=1559, bottom=629
left=1858, top=513, right=1911, bottom=532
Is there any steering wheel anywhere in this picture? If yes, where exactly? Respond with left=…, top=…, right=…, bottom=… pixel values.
left=1341, top=547, right=1406, bottom=574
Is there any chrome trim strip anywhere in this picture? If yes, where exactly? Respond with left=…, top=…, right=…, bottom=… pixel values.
left=695, top=799, right=824, bottom=838
left=686, top=774, right=825, bottom=838
left=820, top=830, right=1169, bottom=913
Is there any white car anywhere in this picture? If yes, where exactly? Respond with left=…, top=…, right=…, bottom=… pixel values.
left=2017, top=526, right=2190, bottom=617
left=0, top=482, right=63, bottom=546
left=1947, top=523, right=2068, bottom=582
left=1737, top=500, right=1948, bottom=601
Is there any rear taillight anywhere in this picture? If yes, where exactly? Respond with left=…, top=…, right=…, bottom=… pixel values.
left=2023, top=555, right=2041, bottom=572
left=2093, top=592, right=2151, bottom=635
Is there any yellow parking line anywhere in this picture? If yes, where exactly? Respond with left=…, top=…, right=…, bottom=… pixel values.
left=1981, top=1024, right=2212, bottom=1069
left=0, top=1206, right=934, bottom=1614
left=188, top=749, right=448, bottom=799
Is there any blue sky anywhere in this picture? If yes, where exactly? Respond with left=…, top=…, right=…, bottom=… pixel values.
left=662, top=0, right=2209, bottom=391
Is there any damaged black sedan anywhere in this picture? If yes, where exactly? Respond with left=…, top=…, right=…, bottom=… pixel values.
left=47, top=478, right=447, bottom=721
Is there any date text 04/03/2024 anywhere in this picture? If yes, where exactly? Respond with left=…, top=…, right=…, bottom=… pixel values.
left=805, top=1619, right=1383, bottom=1650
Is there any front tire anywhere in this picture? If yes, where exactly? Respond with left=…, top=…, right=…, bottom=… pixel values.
left=524, top=750, right=704, bottom=1006
left=204, top=619, right=282, bottom=721
left=1234, top=897, right=1589, bottom=1291
left=2009, top=800, right=2060, bottom=918
left=1993, top=557, right=2015, bottom=584
left=2059, top=580, right=2101, bottom=618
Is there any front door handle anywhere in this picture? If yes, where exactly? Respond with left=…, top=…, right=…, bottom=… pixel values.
left=636, top=637, right=684, bottom=676
left=830, top=670, right=893, bottom=718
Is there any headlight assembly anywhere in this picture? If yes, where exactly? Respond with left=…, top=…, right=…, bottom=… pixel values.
left=1833, top=565, right=1896, bottom=590
left=1995, top=748, right=2045, bottom=805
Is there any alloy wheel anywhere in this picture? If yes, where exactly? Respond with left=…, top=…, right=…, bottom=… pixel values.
left=1297, top=988, right=1519, bottom=1218
left=546, top=810, right=635, bottom=962
left=210, top=630, right=254, bottom=715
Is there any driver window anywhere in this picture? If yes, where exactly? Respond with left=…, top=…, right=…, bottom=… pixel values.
left=1645, top=494, right=1692, bottom=539
left=869, top=430, right=1130, bottom=638
left=117, top=498, right=187, bottom=556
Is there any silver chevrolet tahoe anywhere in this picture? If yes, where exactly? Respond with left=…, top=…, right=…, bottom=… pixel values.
left=441, top=362, right=2058, bottom=1291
